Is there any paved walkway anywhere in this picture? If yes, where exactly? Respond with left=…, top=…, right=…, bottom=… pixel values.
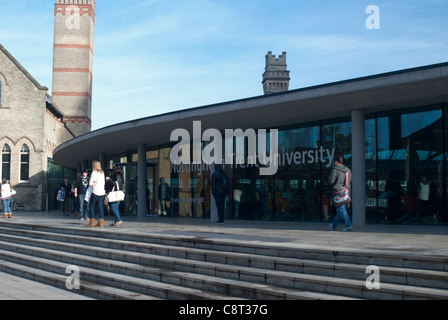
left=0, top=271, right=92, bottom=300
left=0, top=210, right=447, bottom=300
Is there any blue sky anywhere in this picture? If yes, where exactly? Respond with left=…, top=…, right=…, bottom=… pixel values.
left=1, top=0, right=447, bottom=130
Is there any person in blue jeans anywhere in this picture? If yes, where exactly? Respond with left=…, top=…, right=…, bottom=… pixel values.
left=329, top=154, right=353, bottom=232
left=86, top=161, right=106, bottom=228
left=106, top=166, right=124, bottom=226
left=1, top=179, right=12, bottom=219
left=74, top=170, right=90, bottom=220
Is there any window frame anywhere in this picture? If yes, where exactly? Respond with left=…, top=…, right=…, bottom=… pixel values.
left=1, top=144, right=11, bottom=181
left=19, top=144, right=30, bottom=182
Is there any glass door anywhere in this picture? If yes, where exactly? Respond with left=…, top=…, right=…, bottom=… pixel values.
left=122, top=164, right=138, bottom=216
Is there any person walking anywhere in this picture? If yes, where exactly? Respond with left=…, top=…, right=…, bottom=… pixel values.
left=74, top=170, right=90, bottom=221
left=329, top=154, right=353, bottom=232
left=106, top=166, right=124, bottom=226
left=86, top=161, right=106, bottom=228
left=60, top=176, right=71, bottom=216
left=211, top=164, right=229, bottom=224
left=1, top=179, right=12, bottom=219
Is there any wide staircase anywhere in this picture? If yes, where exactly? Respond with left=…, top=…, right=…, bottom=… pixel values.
left=0, top=221, right=447, bottom=300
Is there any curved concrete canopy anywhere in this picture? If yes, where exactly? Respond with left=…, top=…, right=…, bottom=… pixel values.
left=54, top=62, right=448, bottom=169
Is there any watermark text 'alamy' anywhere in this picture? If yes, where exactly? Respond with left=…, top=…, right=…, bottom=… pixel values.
left=170, top=121, right=279, bottom=176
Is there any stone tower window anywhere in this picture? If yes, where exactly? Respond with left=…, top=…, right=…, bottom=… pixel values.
left=20, top=144, right=30, bottom=182
left=1, top=144, right=11, bottom=181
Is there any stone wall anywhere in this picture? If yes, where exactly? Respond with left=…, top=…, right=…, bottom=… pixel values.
left=0, top=46, right=49, bottom=210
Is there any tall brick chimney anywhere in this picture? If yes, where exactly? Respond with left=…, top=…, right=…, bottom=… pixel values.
left=52, top=0, right=96, bottom=136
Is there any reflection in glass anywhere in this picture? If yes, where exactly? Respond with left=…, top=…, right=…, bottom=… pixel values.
left=102, top=105, right=447, bottom=225
left=376, top=107, right=444, bottom=225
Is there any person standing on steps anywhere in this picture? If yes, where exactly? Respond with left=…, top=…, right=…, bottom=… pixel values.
left=60, top=176, right=71, bottom=216
left=106, top=166, right=124, bottom=226
left=1, top=179, right=12, bottom=219
left=74, top=170, right=90, bottom=221
left=329, top=154, right=353, bottom=232
left=86, top=161, right=106, bottom=228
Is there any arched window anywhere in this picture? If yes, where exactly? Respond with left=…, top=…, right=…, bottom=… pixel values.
left=0, top=81, right=2, bottom=106
left=20, top=144, right=30, bottom=182
left=1, top=144, right=11, bottom=180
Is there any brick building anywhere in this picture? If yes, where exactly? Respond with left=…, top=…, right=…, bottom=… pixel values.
left=0, top=0, right=95, bottom=210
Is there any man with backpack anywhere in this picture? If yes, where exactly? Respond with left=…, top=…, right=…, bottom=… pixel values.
left=212, top=164, right=229, bottom=224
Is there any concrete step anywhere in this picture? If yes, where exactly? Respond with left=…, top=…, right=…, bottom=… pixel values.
left=0, top=225, right=447, bottom=291
left=4, top=222, right=448, bottom=272
left=0, top=247, right=238, bottom=300
left=0, top=222, right=447, bottom=300
left=0, top=232, right=353, bottom=300
left=0, top=258, right=158, bottom=300
left=0, top=227, right=448, bottom=289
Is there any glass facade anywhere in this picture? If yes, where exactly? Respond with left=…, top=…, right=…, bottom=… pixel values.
left=105, top=103, right=447, bottom=226
left=370, top=105, right=446, bottom=225
left=47, top=158, right=77, bottom=211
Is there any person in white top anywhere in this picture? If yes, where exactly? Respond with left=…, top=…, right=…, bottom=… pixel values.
left=86, top=160, right=106, bottom=228
left=418, top=176, right=430, bottom=221
left=233, top=186, right=242, bottom=218
left=1, top=179, right=12, bottom=218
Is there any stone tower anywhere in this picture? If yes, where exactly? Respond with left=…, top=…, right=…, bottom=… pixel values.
left=52, top=0, right=96, bottom=136
left=262, top=51, right=290, bottom=95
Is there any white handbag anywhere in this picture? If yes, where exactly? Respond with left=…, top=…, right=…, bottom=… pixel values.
left=85, top=186, right=93, bottom=202
left=107, top=181, right=125, bottom=203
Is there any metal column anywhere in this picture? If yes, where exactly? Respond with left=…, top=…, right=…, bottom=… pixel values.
left=137, top=144, right=147, bottom=218
left=351, top=109, right=366, bottom=227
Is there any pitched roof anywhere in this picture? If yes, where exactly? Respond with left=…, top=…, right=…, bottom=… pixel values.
left=0, top=43, right=48, bottom=91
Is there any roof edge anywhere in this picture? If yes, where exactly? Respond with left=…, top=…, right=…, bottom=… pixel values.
left=0, top=43, right=49, bottom=91
left=88, top=61, right=448, bottom=133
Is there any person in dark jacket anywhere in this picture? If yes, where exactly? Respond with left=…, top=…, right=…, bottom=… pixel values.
left=60, top=176, right=72, bottom=216
left=74, top=170, right=90, bottom=221
left=106, top=166, right=124, bottom=226
left=329, top=154, right=353, bottom=231
left=212, top=164, right=229, bottom=224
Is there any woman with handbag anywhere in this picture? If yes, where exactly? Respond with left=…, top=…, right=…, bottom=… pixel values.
left=86, top=161, right=106, bottom=228
left=106, top=166, right=124, bottom=226
left=329, top=154, right=353, bottom=232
